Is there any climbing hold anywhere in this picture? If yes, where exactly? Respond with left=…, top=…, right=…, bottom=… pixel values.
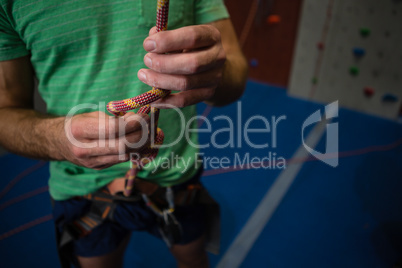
left=382, top=93, right=399, bottom=102
left=312, top=77, right=318, bottom=84
left=349, top=66, right=359, bottom=76
left=360, top=28, right=370, bottom=37
left=317, top=42, right=324, bottom=50
left=353, top=47, right=366, bottom=57
left=363, top=87, right=374, bottom=97
left=250, top=58, right=258, bottom=67
left=267, top=15, right=281, bottom=25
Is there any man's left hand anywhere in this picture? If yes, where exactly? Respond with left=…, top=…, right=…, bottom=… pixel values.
left=138, top=25, right=227, bottom=108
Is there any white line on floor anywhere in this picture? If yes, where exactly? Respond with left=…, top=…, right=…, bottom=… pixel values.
left=216, top=117, right=330, bottom=268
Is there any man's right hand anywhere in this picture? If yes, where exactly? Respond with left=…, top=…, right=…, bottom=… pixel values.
left=60, top=111, right=150, bottom=170
left=0, top=56, right=150, bottom=170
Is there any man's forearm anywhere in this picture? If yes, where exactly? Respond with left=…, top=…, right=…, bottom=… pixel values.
left=204, top=19, right=248, bottom=107
left=0, top=108, right=65, bottom=160
left=0, top=108, right=152, bottom=169
left=205, top=52, right=248, bottom=107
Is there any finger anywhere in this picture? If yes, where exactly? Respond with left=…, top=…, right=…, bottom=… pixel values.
left=143, top=46, right=225, bottom=75
left=85, top=127, right=150, bottom=157
left=69, top=112, right=149, bottom=140
left=70, top=114, right=150, bottom=158
left=69, top=112, right=114, bottom=140
left=149, top=26, right=157, bottom=36
left=143, top=25, right=221, bottom=53
left=137, top=67, right=222, bottom=91
left=151, top=88, right=216, bottom=108
left=123, top=111, right=136, bottom=119
left=122, top=113, right=150, bottom=137
left=123, top=126, right=150, bottom=151
left=90, top=113, right=149, bottom=139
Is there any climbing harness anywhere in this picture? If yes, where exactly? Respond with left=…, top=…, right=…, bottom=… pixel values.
left=142, top=187, right=183, bottom=247
left=55, top=175, right=221, bottom=268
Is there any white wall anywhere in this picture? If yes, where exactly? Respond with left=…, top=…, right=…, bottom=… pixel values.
left=289, top=0, right=402, bottom=119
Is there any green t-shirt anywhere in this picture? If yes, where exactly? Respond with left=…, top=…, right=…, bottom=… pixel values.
left=0, top=0, right=229, bottom=200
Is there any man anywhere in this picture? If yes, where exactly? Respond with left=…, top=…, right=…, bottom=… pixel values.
left=0, top=0, right=247, bottom=267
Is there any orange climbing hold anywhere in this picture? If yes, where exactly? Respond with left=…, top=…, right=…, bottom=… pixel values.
left=267, top=15, right=281, bottom=25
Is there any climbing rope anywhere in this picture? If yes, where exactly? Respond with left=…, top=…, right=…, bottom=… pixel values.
left=107, top=0, right=170, bottom=196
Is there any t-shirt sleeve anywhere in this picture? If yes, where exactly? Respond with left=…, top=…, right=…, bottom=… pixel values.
left=0, top=11, right=29, bottom=61
left=194, top=0, right=230, bottom=25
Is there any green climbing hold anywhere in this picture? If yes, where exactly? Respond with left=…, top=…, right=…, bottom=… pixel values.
left=312, top=77, right=318, bottom=84
left=350, top=66, right=359, bottom=76
left=360, top=28, right=370, bottom=37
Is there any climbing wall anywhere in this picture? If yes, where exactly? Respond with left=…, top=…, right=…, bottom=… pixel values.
left=224, top=0, right=303, bottom=87
left=289, top=0, right=402, bottom=119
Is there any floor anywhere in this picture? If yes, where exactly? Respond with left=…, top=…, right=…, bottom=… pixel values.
left=0, top=80, right=401, bottom=268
